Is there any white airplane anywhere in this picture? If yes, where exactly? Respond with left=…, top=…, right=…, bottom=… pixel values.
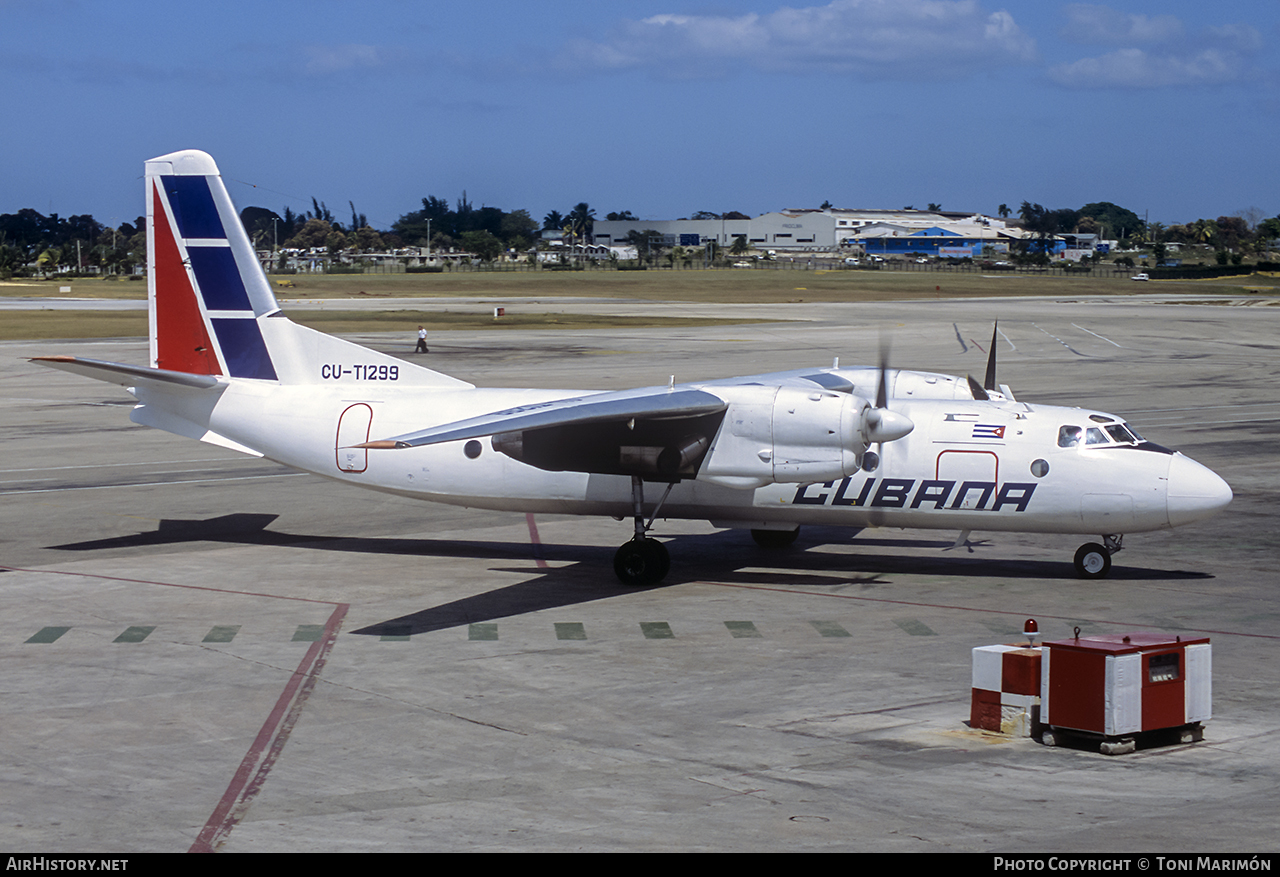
left=35, top=150, right=1232, bottom=585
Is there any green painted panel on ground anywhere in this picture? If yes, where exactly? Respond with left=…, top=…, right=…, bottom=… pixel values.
left=381, top=625, right=411, bottom=642
left=640, top=621, right=673, bottom=639
left=26, top=626, right=71, bottom=644
left=810, top=621, right=851, bottom=638
left=114, top=625, right=155, bottom=644
left=203, top=625, right=241, bottom=643
left=979, top=619, right=1022, bottom=637
left=724, top=621, right=761, bottom=638
left=292, top=624, right=324, bottom=642
left=469, top=623, right=498, bottom=641
left=555, top=622, right=587, bottom=641
left=894, top=618, right=936, bottom=637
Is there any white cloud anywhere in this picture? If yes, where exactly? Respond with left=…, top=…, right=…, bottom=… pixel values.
left=1049, top=8, right=1263, bottom=89
left=1049, top=47, right=1244, bottom=89
left=1059, top=4, right=1184, bottom=46
left=559, top=0, right=1038, bottom=80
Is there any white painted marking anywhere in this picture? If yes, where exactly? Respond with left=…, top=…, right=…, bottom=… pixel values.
left=1072, top=324, right=1123, bottom=347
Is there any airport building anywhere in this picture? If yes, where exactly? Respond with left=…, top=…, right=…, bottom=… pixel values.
left=592, top=208, right=1040, bottom=258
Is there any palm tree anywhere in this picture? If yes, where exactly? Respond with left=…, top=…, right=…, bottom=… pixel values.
left=36, top=247, right=62, bottom=277
left=1192, top=218, right=1217, bottom=246
left=543, top=210, right=564, bottom=232
left=567, top=202, right=596, bottom=242
left=998, top=204, right=1010, bottom=219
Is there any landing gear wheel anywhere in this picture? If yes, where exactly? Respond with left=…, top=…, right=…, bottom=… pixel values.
left=1073, top=543, right=1112, bottom=579
left=751, top=527, right=799, bottom=549
left=613, top=537, right=670, bottom=587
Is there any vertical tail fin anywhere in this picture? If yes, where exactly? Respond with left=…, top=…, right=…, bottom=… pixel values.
left=145, top=149, right=471, bottom=390
left=146, top=150, right=279, bottom=380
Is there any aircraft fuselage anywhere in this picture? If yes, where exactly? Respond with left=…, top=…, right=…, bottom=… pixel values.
left=158, top=372, right=1226, bottom=539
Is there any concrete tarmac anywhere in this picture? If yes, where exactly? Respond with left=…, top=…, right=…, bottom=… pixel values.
left=1, top=294, right=1278, bottom=852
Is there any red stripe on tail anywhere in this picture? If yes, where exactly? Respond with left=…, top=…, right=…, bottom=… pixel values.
left=152, top=180, right=220, bottom=375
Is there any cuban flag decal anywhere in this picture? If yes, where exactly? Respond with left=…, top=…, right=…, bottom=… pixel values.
left=972, top=424, right=1006, bottom=439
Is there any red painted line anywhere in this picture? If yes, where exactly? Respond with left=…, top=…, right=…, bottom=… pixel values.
left=0, top=566, right=348, bottom=851
left=525, top=513, right=549, bottom=569
left=190, top=601, right=348, bottom=852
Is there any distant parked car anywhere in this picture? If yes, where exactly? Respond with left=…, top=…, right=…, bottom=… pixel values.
left=844, top=257, right=860, bottom=266
left=1131, top=273, right=1150, bottom=281
left=915, top=257, right=928, bottom=263
left=733, top=261, right=753, bottom=268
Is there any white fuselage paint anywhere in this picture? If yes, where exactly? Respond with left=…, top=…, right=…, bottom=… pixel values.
left=142, top=369, right=1212, bottom=538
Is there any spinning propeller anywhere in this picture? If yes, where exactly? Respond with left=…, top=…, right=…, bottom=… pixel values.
left=859, top=340, right=913, bottom=469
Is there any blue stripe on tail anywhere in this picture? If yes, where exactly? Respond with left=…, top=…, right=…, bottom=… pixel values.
left=157, top=172, right=278, bottom=381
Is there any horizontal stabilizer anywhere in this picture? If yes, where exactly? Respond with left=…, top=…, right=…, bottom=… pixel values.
left=362, top=387, right=727, bottom=449
left=32, top=356, right=222, bottom=391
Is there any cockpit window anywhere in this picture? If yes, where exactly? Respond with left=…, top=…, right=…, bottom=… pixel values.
left=1105, top=423, right=1140, bottom=444
left=1066, top=419, right=1147, bottom=449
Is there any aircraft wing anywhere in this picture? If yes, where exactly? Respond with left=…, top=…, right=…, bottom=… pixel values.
left=363, top=386, right=728, bottom=449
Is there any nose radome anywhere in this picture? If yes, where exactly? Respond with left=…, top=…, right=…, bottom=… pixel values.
left=1167, top=453, right=1233, bottom=527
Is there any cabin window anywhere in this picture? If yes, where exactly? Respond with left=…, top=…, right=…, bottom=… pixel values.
left=1058, top=425, right=1082, bottom=448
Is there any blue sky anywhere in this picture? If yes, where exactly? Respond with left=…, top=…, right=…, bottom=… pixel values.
left=2, top=0, right=1276, bottom=229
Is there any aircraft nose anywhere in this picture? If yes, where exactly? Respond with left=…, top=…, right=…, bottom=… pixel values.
left=1167, top=453, right=1232, bottom=527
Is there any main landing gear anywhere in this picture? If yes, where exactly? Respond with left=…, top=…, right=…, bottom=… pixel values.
left=613, top=476, right=674, bottom=587
left=1074, top=534, right=1123, bottom=579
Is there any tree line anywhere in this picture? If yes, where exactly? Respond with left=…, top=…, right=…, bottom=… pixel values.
left=5, top=192, right=1278, bottom=279
left=0, top=210, right=145, bottom=278
left=1011, top=201, right=1280, bottom=266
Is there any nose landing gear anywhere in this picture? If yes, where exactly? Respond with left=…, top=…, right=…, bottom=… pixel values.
left=1074, top=534, right=1123, bottom=579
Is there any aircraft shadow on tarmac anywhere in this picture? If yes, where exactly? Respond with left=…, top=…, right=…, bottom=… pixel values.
left=45, top=513, right=1212, bottom=638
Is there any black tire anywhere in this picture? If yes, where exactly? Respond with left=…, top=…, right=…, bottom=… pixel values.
left=1073, top=542, right=1112, bottom=579
left=751, top=527, right=800, bottom=549
left=613, top=538, right=670, bottom=587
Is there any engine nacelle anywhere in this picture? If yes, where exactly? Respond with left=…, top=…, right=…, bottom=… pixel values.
left=697, top=385, right=868, bottom=489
